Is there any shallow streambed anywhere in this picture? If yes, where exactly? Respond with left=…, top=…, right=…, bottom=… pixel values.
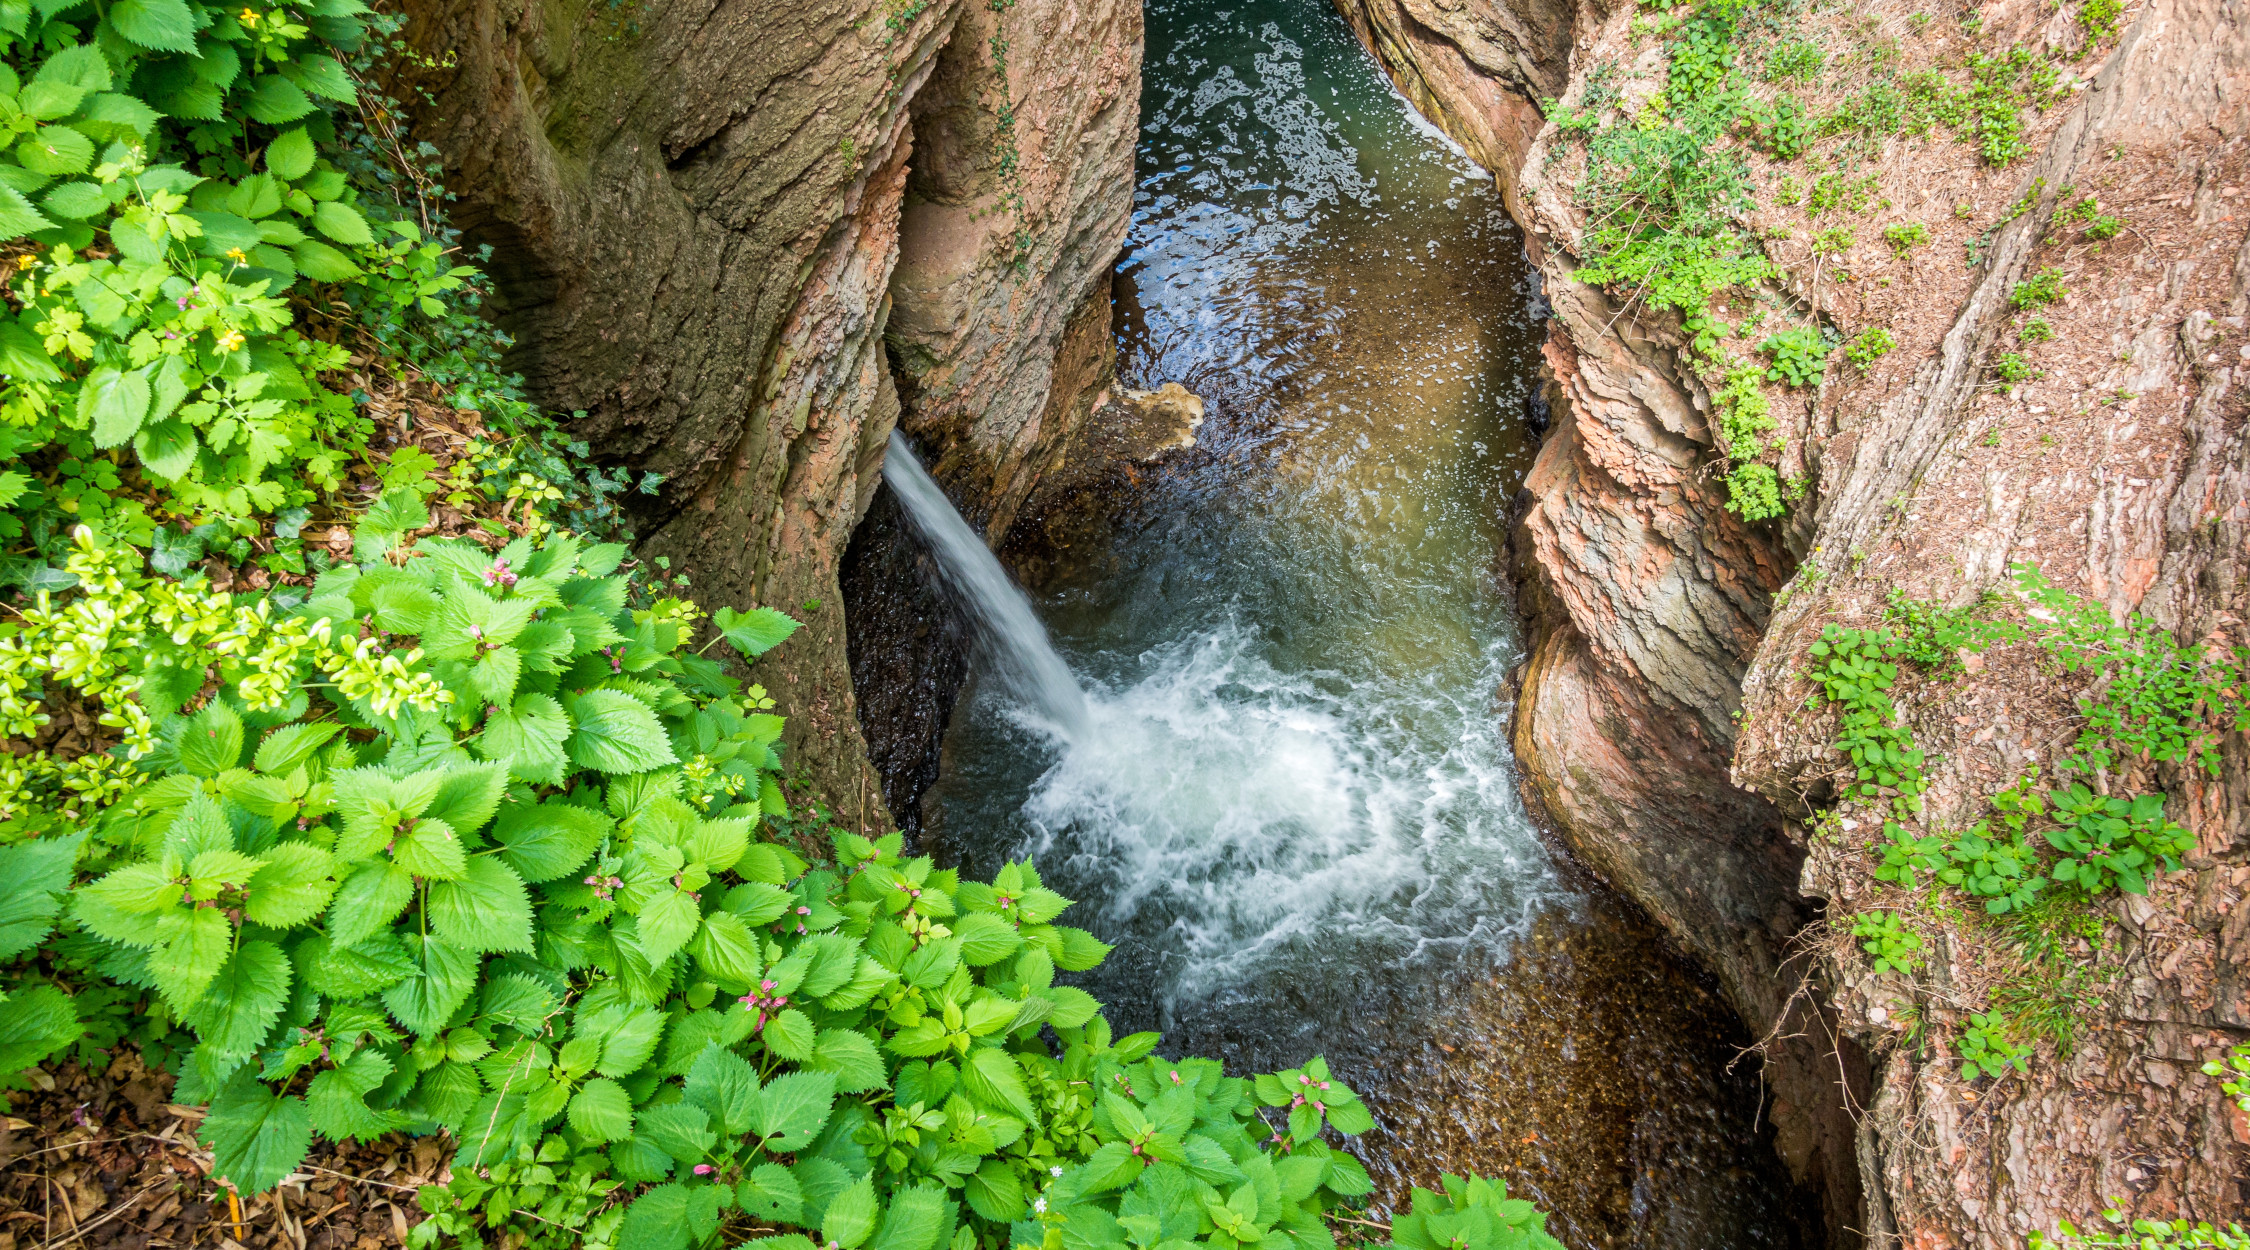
left=917, top=2, right=1817, bottom=1244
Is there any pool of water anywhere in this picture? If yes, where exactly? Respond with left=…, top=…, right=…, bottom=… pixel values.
left=916, top=2, right=1817, bottom=1244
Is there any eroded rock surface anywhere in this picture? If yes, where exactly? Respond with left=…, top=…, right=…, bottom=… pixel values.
left=396, top=0, right=1137, bottom=828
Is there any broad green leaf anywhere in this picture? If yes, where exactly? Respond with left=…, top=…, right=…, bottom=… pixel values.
left=106, top=0, right=198, bottom=50
left=479, top=691, right=572, bottom=784
left=17, top=124, right=93, bottom=175
left=177, top=700, right=245, bottom=778
left=761, top=1008, right=815, bottom=1061
left=254, top=723, right=342, bottom=776
left=134, top=419, right=198, bottom=479
left=635, top=890, right=701, bottom=966
left=392, top=817, right=467, bottom=880
left=147, top=908, right=231, bottom=1010
left=300, top=931, right=417, bottom=998
left=308, top=1049, right=405, bottom=1143
left=265, top=128, right=316, bottom=179
left=689, top=911, right=761, bottom=985
left=1056, top=926, right=1112, bottom=972
left=963, top=1161, right=1026, bottom=1222
left=872, top=1184, right=948, bottom=1250
left=416, top=1060, right=484, bottom=1130
left=592, top=1007, right=667, bottom=1078
left=311, top=200, right=372, bottom=245
left=326, top=861, right=414, bottom=949
left=0, top=183, right=53, bottom=237
left=244, top=75, right=314, bottom=123
left=1078, top=1142, right=1143, bottom=1193
left=635, top=1102, right=715, bottom=1166
left=490, top=797, right=608, bottom=882
left=427, top=856, right=534, bottom=953
left=963, top=1046, right=1036, bottom=1123
left=752, top=1070, right=835, bottom=1151
left=201, top=1071, right=310, bottom=1195
left=568, top=1077, right=634, bottom=1143
left=821, top=1177, right=878, bottom=1250
left=0, top=985, right=81, bottom=1073
left=619, top=1184, right=693, bottom=1250
left=382, top=933, right=479, bottom=1037
left=684, top=1045, right=762, bottom=1136
left=39, top=180, right=105, bottom=219
left=564, top=689, right=677, bottom=774
left=479, top=973, right=559, bottom=1032
left=1325, top=1098, right=1373, bottom=1136
left=293, top=239, right=360, bottom=281
left=243, top=843, right=335, bottom=927
left=712, top=606, right=800, bottom=660
left=425, top=762, right=508, bottom=835
left=736, top=1164, right=803, bottom=1224
left=83, top=364, right=151, bottom=448
left=953, top=912, right=1022, bottom=965
left=0, top=832, right=82, bottom=960
left=182, top=941, right=290, bottom=1060
left=809, top=1028, right=887, bottom=1093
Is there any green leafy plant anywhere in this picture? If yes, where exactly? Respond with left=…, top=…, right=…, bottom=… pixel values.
left=2010, top=267, right=2069, bottom=309
left=1389, top=1173, right=1564, bottom=1250
left=2021, top=316, right=2055, bottom=342
left=2034, top=1211, right=2250, bottom=1249
left=1805, top=625, right=1928, bottom=816
left=2042, top=783, right=2194, bottom=897
left=1850, top=910, right=1924, bottom=975
left=1992, top=352, right=2038, bottom=383
left=1873, top=820, right=1945, bottom=888
left=1760, top=325, right=1831, bottom=387
left=1957, top=1010, right=2031, bottom=1080
left=1763, top=40, right=1825, bottom=83
left=1882, top=221, right=1930, bottom=254
left=2202, top=1043, right=2250, bottom=1113
left=1844, top=326, right=1894, bottom=370
left=2075, top=0, right=2124, bottom=48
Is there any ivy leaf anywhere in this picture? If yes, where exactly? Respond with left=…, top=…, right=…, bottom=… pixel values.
left=427, top=856, right=534, bottom=954
left=105, top=0, right=198, bottom=51
left=265, top=128, right=316, bottom=180
left=490, top=798, right=608, bottom=883
left=201, top=1071, right=310, bottom=1195
left=568, top=1077, right=635, bottom=1144
left=711, top=607, right=799, bottom=660
left=564, top=689, right=677, bottom=774
left=752, top=1070, right=835, bottom=1151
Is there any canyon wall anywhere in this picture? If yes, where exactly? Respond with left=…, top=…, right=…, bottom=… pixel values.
left=393, top=0, right=1138, bottom=832
left=1343, top=0, right=2250, bottom=1239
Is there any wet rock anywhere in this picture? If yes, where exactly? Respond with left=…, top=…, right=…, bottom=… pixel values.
left=1114, top=383, right=1207, bottom=462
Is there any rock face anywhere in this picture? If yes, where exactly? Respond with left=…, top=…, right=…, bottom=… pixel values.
left=394, top=0, right=1138, bottom=831
left=1343, top=0, right=2250, bottom=1238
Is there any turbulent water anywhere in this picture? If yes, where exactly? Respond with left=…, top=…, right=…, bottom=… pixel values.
left=905, top=2, right=1817, bottom=1245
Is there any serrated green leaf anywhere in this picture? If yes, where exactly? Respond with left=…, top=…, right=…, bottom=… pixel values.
left=243, top=842, right=335, bottom=927
left=382, top=933, right=478, bottom=1037
left=0, top=985, right=81, bottom=1073
left=182, top=941, right=290, bottom=1060
left=0, top=183, right=53, bottom=238
left=872, top=1184, right=947, bottom=1250
left=392, top=817, right=467, bottom=880
left=244, top=74, right=314, bottom=122
left=761, top=1008, right=815, bottom=1061
left=564, top=689, right=677, bottom=774
left=310, top=199, right=371, bottom=245
left=478, top=692, right=570, bottom=785
left=712, top=606, right=800, bottom=660
left=309, top=1049, right=405, bottom=1143
left=326, top=861, right=414, bottom=949
left=425, top=761, right=508, bottom=836
left=147, top=907, right=231, bottom=1011
left=753, top=1070, right=835, bottom=1151
left=201, top=1071, right=310, bottom=1195
left=265, top=127, right=315, bottom=179
left=635, top=889, right=701, bottom=967
left=822, top=1176, right=878, bottom=1250
left=254, top=723, right=342, bottom=776
left=737, top=1163, right=803, bottom=1224
left=0, top=833, right=81, bottom=961
left=568, top=1077, right=634, bottom=1143
left=963, top=1160, right=1026, bottom=1222
left=619, top=1184, right=693, bottom=1250
left=963, top=1046, right=1035, bottom=1123
left=684, top=1044, right=762, bottom=1137
left=427, top=856, right=533, bottom=953
left=177, top=699, right=245, bottom=778
left=106, top=0, right=197, bottom=49
left=809, top=1028, right=886, bottom=1093
left=490, top=797, right=608, bottom=882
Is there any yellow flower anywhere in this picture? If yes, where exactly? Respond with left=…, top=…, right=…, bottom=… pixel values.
left=13, top=253, right=33, bottom=271
left=216, top=328, right=246, bottom=352
left=240, top=7, right=258, bottom=21
left=224, top=247, right=248, bottom=263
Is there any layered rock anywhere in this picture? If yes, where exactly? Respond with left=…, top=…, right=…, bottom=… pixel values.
left=1343, top=0, right=2250, bottom=1237
left=394, top=0, right=1137, bottom=830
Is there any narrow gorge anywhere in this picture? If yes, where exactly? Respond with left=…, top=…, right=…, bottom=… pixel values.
left=398, top=0, right=2250, bottom=1238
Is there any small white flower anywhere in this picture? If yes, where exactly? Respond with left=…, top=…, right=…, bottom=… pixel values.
left=1033, top=1199, right=1047, bottom=1214
left=1050, top=1166, right=1063, bottom=1177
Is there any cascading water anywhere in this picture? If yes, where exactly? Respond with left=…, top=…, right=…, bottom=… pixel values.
left=881, top=434, right=1090, bottom=737
left=884, top=0, right=1820, bottom=1244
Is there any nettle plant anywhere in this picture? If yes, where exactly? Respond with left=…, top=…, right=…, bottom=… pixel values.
left=0, top=0, right=478, bottom=543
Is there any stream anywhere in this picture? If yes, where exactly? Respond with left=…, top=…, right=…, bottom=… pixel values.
left=899, top=1, right=1818, bottom=1244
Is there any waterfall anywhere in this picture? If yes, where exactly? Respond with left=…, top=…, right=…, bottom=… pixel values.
left=881, top=432, right=1092, bottom=737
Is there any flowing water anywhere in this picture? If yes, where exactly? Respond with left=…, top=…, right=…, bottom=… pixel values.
left=895, top=1, right=1818, bottom=1244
